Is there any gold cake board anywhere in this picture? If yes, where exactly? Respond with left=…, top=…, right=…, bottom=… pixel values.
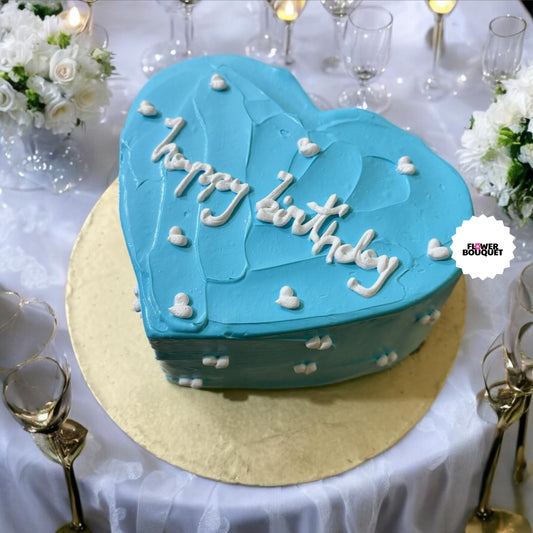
left=66, top=180, right=466, bottom=487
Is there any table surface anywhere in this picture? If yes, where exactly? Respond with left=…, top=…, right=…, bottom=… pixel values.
left=1, top=1, right=533, bottom=532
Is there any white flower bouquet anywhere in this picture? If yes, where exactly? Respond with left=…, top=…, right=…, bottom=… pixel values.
left=0, top=0, right=114, bottom=136
left=459, top=67, right=533, bottom=225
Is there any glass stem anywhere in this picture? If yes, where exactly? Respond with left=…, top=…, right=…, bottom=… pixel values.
left=261, top=2, right=271, bottom=37
left=169, top=8, right=181, bottom=44
left=283, top=21, right=293, bottom=66
left=183, top=5, right=194, bottom=57
left=476, top=426, right=505, bottom=519
left=333, top=16, right=347, bottom=60
left=62, top=463, right=85, bottom=530
left=514, top=396, right=531, bottom=483
left=430, top=13, right=444, bottom=82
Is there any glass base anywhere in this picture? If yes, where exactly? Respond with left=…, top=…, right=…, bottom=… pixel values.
left=465, top=508, right=532, bottom=533
left=245, top=34, right=281, bottom=63
left=418, top=74, right=453, bottom=101
left=0, top=127, right=87, bottom=194
left=321, top=55, right=345, bottom=75
left=338, top=83, right=391, bottom=114
left=140, top=40, right=202, bottom=78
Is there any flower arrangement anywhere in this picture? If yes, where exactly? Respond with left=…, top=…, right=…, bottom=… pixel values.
left=0, top=0, right=114, bottom=136
left=458, top=67, right=533, bottom=225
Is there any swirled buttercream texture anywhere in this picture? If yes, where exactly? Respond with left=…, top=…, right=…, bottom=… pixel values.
left=119, top=55, right=472, bottom=389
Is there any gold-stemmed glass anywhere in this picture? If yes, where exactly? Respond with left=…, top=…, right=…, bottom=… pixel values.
left=320, top=0, right=361, bottom=74
left=419, top=0, right=457, bottom=101
left=0, top=293, right=57, bottom=378
left=506, top=263, right=533, bottom=484
left=266, top=0, right=307, bottom=66
left=140, top=0, right=203, bottom=78
left=3, top=355, right=91, bottom=533
left=466, top=333, right=532, bottom=533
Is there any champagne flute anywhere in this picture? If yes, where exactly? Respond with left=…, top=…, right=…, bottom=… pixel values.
left=419, top=0, right=457, bottom=101
left=320, top=0, right=361, bottom=74
left=141, top=0, right=203, bottom=78
left=267, top=0, right=307, bottom=66
left=466, top=333, right=532, bottom=533
left=245, top=1, right=281, bottom=62
left=3, top=355, right=91, bottom=533
left=338, top=5, right=393, bottom=113
left=482, top=15, right=527, bottom=89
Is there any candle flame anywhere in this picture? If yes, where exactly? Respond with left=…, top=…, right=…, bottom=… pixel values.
left=428, top=0, right=457, bottom=15
left=275, top=1, right=306, bottom=22
left=68, top=6, right=82, bottom=27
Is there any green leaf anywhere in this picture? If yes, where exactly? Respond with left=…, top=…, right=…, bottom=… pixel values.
left=57, top=33, right=71, bottom=49
left=25, top=89, right=45, bottom=112
left=507, top=160, right=527, bottom=188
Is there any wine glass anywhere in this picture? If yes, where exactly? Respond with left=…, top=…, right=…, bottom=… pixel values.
left=141, top=0, right=203, bottom=78
left=338, top=5, right=393, bottom=113
left=266, top=0, right=307, bottom=66
left=506, top=263, right=533, bottom=483
left=3, top=355, right=91, bottom=533
left=466, top=333, right=532, bottom=532
left=482, top=15, right=527, bottom=89
left=245, top=1, right=281, bottom=62
left=320, top=0, right=361, bottom=74
left=0, top=292, right=57, bottom=378
left=419, top=0, right=457, bottom=101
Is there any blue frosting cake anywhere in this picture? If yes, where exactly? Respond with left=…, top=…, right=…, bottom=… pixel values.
left=119, top=55, right=472, bottom=389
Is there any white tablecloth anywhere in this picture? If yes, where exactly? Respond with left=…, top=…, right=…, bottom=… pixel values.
left=1, top=1, right=533, bottom=532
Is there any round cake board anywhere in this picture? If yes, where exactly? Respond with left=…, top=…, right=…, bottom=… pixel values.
left=66, top=180, right=466, bottom=487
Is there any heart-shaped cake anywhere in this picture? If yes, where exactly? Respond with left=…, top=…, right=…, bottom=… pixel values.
left=119, top=55, right=472, bottom=389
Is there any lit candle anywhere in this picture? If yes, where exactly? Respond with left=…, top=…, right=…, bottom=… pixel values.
left=427, top=0, right=457, bottom=15
left=275, top=1, right=306, bottom=23
left=59, top=6, right=88, bottom=34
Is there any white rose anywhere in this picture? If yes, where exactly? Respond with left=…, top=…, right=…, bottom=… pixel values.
left=518, top=144, right=533, bottom=168
left=0, top=78, right=16, bottom=112
left=44, top=97, right=76, bottom=134
left=49, top=49, right=78, bottom=84
left=73, top=78, right=109, bottom=117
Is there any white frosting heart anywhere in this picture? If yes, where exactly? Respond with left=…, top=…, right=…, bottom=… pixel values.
left=318, top=335, right=332, bottom=350
left=376, top=351, right=398, bottom=367
left=293, top=362, right=317, bottom=374
left=305, top=336, right=321, bottom=349
left=168, top=226, right=187, bottom=247
left=169, top=292, right=193, bottom=318
left=397, top=155, right=416, bottom=175
left=137, top=100, right=158, bottom=116
left=210, top=73, right=228, bottom=91
left=427, top=238, right=451, bottom=260
left=418, top=309, right=441, bottom=325
left=276, top=285, right=300, bottom=309
left=297, top=137, right=320, bottom=157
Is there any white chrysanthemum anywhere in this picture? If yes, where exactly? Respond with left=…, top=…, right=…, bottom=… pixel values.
left=27, top=75, right=61, bottom=105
